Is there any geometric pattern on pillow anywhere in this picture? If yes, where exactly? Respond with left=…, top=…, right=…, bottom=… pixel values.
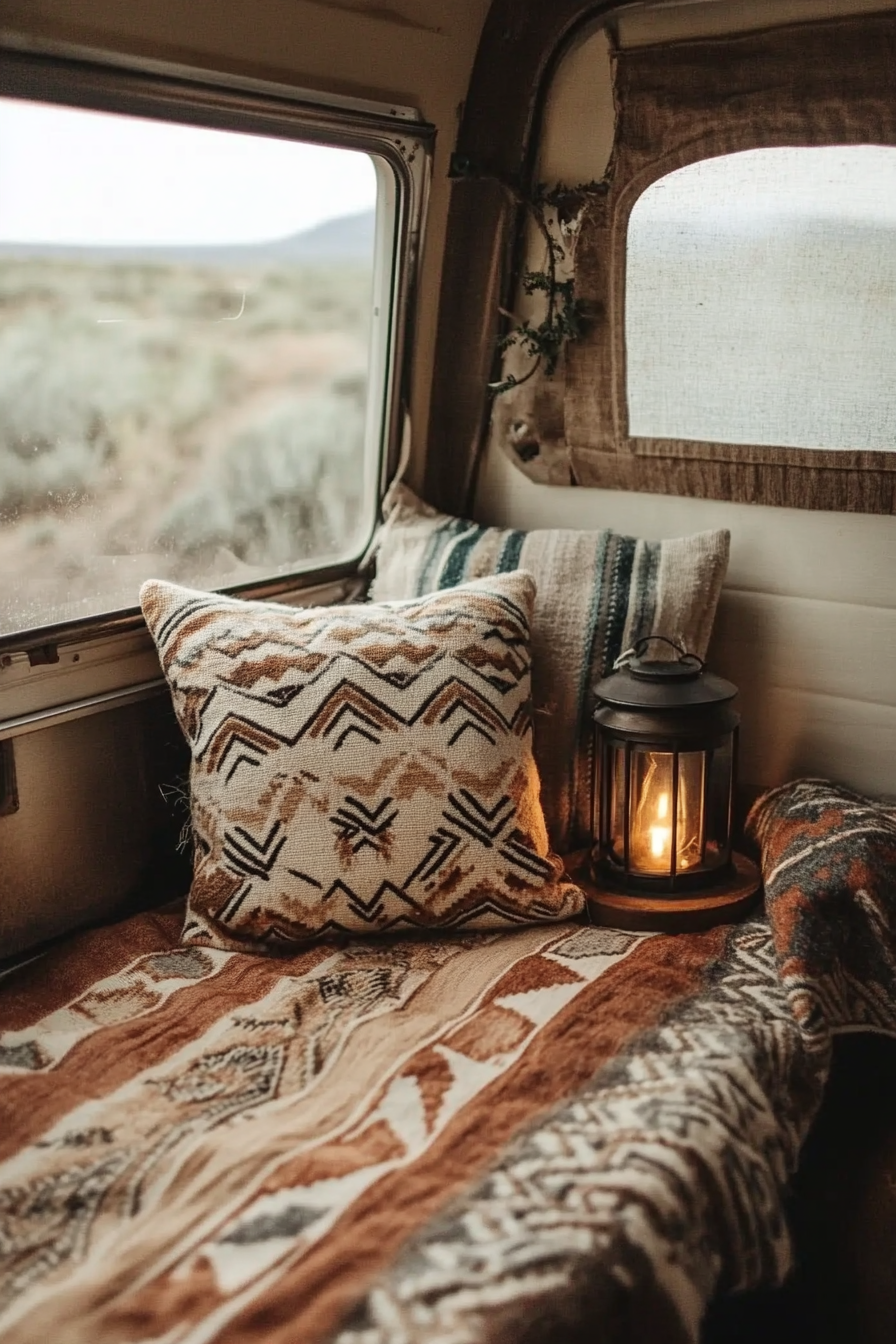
left=140, top=571, right=583, bottom=953
left=370, top=485, right=730, bottom=854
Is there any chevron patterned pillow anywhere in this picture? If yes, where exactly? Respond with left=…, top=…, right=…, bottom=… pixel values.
left=141, top=572, right=583, bottom=953
left=371, top=486, right=730, bottom=853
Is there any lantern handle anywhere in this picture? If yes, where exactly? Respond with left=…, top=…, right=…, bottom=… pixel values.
left=613, top=636, right=705, bottom=672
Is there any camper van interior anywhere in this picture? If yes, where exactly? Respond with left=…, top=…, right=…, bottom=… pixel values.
left=0, top=0, right=895, bottom=1339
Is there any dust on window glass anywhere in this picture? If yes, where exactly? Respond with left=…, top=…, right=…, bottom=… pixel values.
left=625, top=146, right=896, bottom=452
left=0, top=97, right=379, bottom=636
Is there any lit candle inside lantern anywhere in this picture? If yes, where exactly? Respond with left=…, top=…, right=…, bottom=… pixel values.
left=648, top=791, right=672, bottom=863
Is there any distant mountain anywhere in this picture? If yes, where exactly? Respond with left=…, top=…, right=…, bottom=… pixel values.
left=271, top=210, right=375, bottom=260
left=0, top=209, right=376, bottom=266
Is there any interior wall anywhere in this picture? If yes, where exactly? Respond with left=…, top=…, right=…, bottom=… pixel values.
left=476, top=6, right=896, bottom=802
left=0, top=0, right=491, bottom=953
left=0, top=697, right=191, bottom=957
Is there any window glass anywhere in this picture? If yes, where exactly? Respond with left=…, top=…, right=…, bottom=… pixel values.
left=0, top=97, right=381, bottom=636
left=625, top=146, right=896, bottom=453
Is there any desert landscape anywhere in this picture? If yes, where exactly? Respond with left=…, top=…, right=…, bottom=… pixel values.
left=0, top=215, right=374, bottom=636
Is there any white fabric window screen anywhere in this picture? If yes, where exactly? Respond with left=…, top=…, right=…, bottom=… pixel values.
left=625, top=146, right=896, bottom=454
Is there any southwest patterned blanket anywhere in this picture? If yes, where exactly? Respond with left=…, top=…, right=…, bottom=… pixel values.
left=0, top=779, right=894, bottom=1343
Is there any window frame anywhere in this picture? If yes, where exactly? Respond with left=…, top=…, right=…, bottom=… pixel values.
left=593, top=143, right=896, bottom=506
left=0, top=45, right=433, bottom=665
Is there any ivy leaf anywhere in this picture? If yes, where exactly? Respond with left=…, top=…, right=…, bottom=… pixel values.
left=491, top=178, right=605, bottom=397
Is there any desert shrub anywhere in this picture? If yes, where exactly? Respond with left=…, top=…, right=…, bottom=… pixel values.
left=155, top=373, right=367, bottom=566
left=240, top=264, right=372, bottom=338
left=0, top=262, right=253, bottom=517
left=0, top=313, right=134, bottom=517
left=0, top=254, right=373, bottom=628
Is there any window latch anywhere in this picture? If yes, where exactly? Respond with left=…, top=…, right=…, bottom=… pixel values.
left=27, top=644, right=59, bottom=667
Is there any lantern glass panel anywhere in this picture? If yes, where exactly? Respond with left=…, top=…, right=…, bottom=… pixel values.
left=608, top=744, right=628, bottom=868
left=704, top=738, right=735, bottom=869
left=629, top=749, right=672, bottom=875
left=625, top=748, right=705, bottom=877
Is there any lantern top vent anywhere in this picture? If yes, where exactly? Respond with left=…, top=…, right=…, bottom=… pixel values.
left=629, top=656, right=701, bottom=683
left=595, top=638, right=737, bottom=711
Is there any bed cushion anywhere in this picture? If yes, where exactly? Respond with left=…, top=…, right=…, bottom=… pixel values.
left=140, top=572, right=582, bottom=953
left=371, top=485, right=730, bottom=852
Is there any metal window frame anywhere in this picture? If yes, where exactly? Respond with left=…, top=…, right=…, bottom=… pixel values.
left=0, top=45, right=433, bottom=675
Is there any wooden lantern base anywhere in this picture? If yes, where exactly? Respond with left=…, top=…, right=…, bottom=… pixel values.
left=564, top=850, right=762, bottom=934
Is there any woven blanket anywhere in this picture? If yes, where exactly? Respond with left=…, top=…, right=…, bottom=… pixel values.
left=0, top=779, right=894, bottom=1343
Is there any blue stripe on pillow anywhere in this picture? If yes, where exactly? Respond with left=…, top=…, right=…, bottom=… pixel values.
left=437, top=522, right=488, bottom=589
left=417, top=517, right=466, bottom=594
left=496, top=530, right=526, bottom=573
left=630, top=541, right=660, bottom=648
left=569, top=530, right=611, bottom=846
left=604, top=535, right=637, bottom=674
left=580, top=531, right=611, bottom=713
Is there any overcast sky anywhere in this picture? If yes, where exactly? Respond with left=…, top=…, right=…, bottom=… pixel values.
left=0, top=98, right=377, bottom=246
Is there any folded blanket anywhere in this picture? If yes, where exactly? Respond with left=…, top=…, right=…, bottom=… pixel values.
left=750, top=778, right=896, bottom=1059
left=0, top=780, right=893, bottom=1343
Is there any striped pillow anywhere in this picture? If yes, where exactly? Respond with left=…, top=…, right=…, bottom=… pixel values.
left=141, top=571, right=583, bottom=953
left=371, top=486, right=730, bottom=853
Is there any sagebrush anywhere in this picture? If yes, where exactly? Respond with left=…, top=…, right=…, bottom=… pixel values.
left=0, top=257, right=372, bottom=631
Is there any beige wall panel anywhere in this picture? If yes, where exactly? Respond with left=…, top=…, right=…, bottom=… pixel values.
left=732, top=687, right=896, bottom=799
left=0, top=707, right=156, bottom=956
left=0, top=0, right=491, bottom=476
left=710, top=591, right=896, bottom=709
left=709, top=592, right=896, bottom=798
left=536, top=24, right=615, bottom=187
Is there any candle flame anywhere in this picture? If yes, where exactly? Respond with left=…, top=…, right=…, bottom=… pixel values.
left=649, top=825, right=670, bottom=858
left=648, top=793, right=672, bottom=859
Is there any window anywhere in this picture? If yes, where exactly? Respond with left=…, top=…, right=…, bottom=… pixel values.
left=0, top=82, right=418, bottom=640
left=626, top=146, right=896, bottom=453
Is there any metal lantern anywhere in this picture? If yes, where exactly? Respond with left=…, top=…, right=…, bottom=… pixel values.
left=588, top=637, right=760, bottom=931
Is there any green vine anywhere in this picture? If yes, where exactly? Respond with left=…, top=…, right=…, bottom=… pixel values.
left=490, top=180, right=607, bottom=396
